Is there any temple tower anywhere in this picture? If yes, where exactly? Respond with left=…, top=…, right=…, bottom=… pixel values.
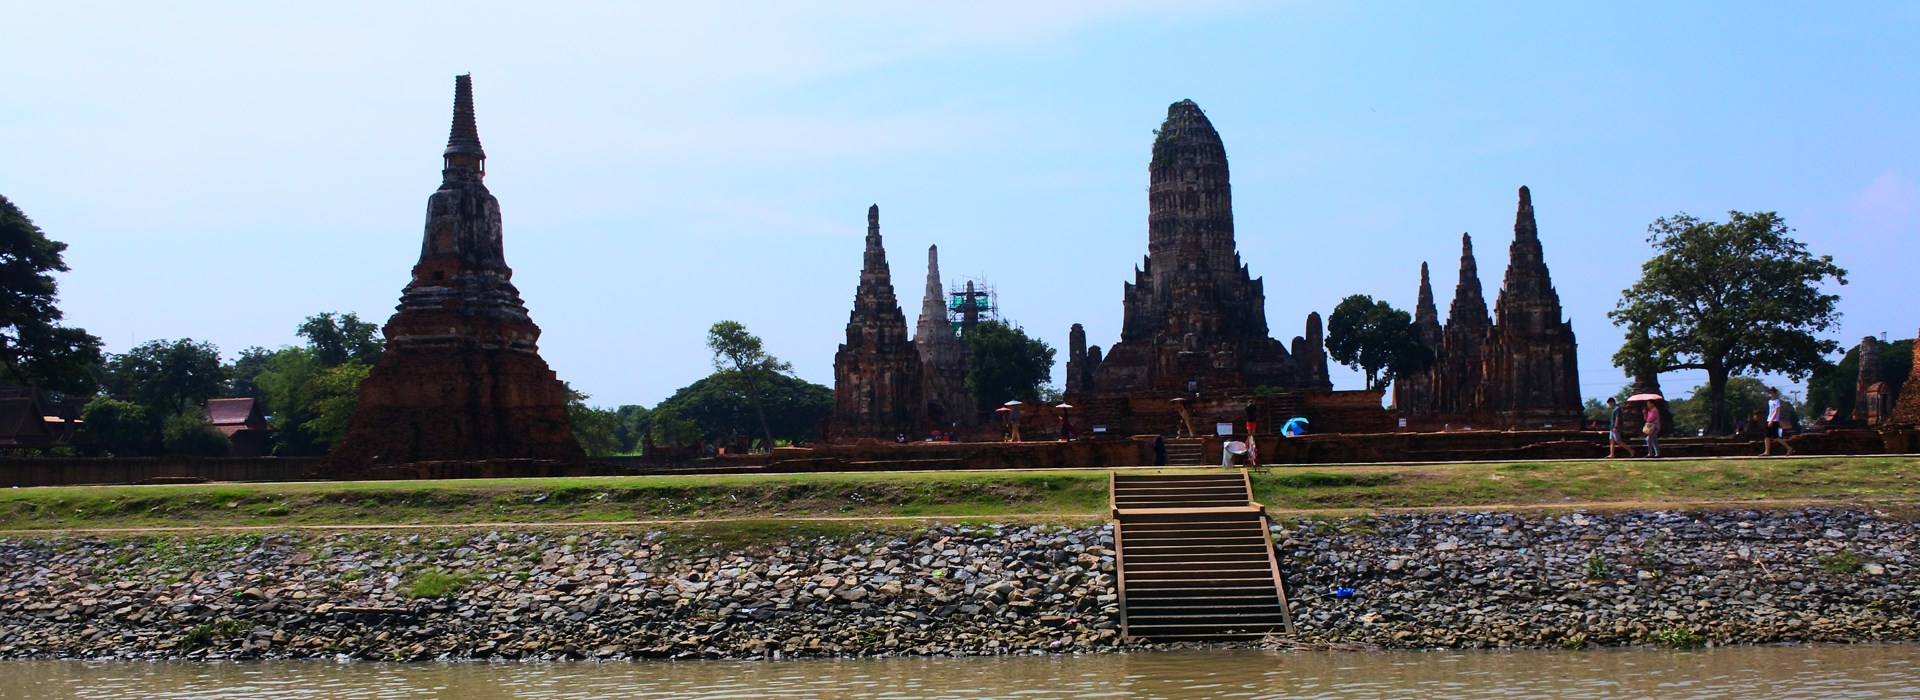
left=323, top=75, right=584, bottom=472
left=1436, top=233, right=1490, bottom=415
left=1855, top=336, right=1890, bottom=426
left=1478, top=186, right=1582, bottom=427
left=1079, top=100, right=1323, bottom=396
left=1889, top=328, right=1920, bottom=427
left=1393, top=262, right=1444, bottom=414
left=915, top=245, right=973, bottom=428
left=830, top=205, right=922, bottom=439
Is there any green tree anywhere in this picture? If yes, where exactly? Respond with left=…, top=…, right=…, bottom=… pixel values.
left=0, top=194, right=103, bottom=395
left=1805, top=337, right=1911, bottom=423
left=100, top=339, right=227, bottom=416
left=613, top=404, right=652, bottom=453
left=161, top=406, right=231, bottom=457
left=301, top=360, right=370, bottom=449
left=706, top=320, right=791, bottom=449
left=250, top=347, right=326, bottom=455
left=651, top=372, right=832, bottom=446
left=224, top=346, right=275, bottom=400
left=297, top=312, right=383, bottom=367
left=1610, top=211, right=1846, bottom=434
left=1667, top=376, right=1778, bottom=436
left=80, top=396, right=156, bottom=457
left=566, top=386, right=623, bottom=457
left=964, top=321, right=1056, bottom=411
left=1325, top=295, right=1433, bottom=392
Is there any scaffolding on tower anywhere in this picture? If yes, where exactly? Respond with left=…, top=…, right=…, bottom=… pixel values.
left=948, top=277, right=999, bottom=335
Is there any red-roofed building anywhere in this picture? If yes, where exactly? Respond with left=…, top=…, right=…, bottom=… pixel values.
left=205, top=397, right=274, bottom=457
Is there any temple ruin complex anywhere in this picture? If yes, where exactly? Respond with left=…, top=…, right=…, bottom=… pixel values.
left=1395, top=187, right=1582, bottom=429
left=321, top=75, right=584, bottom=474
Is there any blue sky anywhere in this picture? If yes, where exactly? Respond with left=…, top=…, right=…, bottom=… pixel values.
left=2, top=2, right=1914, bottom=408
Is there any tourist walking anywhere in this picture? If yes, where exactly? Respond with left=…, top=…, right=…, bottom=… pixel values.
left=1606, top=397, right=1635, bottom=458
left=1762, top=387, right=1794, bottom=456
left=1642, top=400, right=1662, bottom=458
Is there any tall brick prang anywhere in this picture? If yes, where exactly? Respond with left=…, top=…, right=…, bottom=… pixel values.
left=915, top=244, right=972, bottom=430
left=829, top=205, right=923, bottom=440
left=1069, top=100, right=1327, bottom=397
left=323, top=75, right=584, bottom=473
left=1477, top=186, right=1582, bottom=427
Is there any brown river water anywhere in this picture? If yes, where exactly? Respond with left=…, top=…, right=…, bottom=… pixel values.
left=0, top=646, right=1914, bottom=699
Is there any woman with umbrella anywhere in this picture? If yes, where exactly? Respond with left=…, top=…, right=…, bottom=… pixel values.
left=1628, top=392, right=1664, bottom=458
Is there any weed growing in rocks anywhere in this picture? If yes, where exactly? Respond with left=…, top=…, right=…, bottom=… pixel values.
left=180, top=618, right=250, bottom=649
left=1650, top=627, right=1704, bottom=649
left=1582, top=554, right=1610, bottom=579
left=404, top=569, right=477, bottom=598
left=1818, top=550, right=1868, bottom=575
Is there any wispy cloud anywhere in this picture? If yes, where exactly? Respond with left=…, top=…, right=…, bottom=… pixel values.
left=1848, top=170, right=1919, bottom=233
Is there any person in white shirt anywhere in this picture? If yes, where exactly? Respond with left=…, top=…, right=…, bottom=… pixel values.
left=1762, top=387, right=1793, bottom=457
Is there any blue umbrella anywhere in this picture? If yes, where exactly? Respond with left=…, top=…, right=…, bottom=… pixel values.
left=1282, top=417, right=1310, bottom=437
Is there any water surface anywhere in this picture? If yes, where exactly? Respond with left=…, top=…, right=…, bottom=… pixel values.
left=1, top=645, right=1914, bottom=699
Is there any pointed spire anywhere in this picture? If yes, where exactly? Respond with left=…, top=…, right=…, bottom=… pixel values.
left=444, top=74, right=484, bottom=159
left=1513, top=185, right=1537, bottom=242
left=1447, top=233, right=1488, bottom=328
left=1414, top=262, right=1440, bottom=330
left=916, top=244, right=950, bottom=340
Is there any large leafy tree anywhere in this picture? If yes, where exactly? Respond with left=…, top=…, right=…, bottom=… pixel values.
left=565, top=386, right=623, bottom=457
left=707, top=320, right=791, bottom=449
left=1324, top=294, right=1432, bottom=392
left=1609, top=211, right=1846, bottom=434
left=650, top=372, right=831, bottom=446
left=297, top=312, right=383, bottom=367
left=964, top=321, right=1056, bottom=411
left=0, top=195, right=103, bottom=395
left=100, top=338, right=227, bottom=416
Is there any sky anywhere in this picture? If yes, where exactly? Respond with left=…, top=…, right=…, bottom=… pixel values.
left=2, top=1, right=1915, bottom=408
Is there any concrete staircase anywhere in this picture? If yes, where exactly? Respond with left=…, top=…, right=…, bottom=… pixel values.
left=1161, top=438, right=1208, bottom=466
left=1111, top=471, right=1294, bottom=640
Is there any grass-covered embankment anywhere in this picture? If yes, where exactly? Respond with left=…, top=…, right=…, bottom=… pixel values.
left=0, top=456, right=1913, bottom=531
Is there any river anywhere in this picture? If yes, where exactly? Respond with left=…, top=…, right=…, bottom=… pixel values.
left=1, top=646, right=1914, bottom=699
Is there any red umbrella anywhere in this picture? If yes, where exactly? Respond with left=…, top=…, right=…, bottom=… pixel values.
left=1626, top=393, right=1663, bottom=402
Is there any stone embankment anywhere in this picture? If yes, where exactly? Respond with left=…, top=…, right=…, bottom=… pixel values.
left=0, top=508, right=1913, bottom=660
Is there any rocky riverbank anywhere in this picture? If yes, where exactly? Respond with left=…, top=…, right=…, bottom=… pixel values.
left=0, top=507, right=1912, bottom=660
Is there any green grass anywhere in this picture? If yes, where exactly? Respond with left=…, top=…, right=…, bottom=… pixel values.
left=404, top=569, right=479, bottom=598
left=0, top=456, right=1912, bottom=531
left=1817, top=549, right=1869, bottom=575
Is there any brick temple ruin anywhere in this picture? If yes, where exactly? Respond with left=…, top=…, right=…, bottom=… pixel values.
left=1392, top=187, right=1583, bottom=429
left=1057, top=100, right=1384, bottom=437
left=321, top=75, right=585, bottom=476
left=826, top=206, right=976, bottom=441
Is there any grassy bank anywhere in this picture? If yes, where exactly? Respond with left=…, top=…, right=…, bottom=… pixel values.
left=0, top=456, right=1913, bottom=531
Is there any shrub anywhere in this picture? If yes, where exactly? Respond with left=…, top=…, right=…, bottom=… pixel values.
left=161, top=407, right=231, bottom=457
left=1582, top=553, right=1610, bottom=579
left=1650, top=627, right=1704, bottom=649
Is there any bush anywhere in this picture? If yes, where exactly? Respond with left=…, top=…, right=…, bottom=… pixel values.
left=1582, top=553, right=1611, bottom=580
left=161, top=407, right=231, bottom=457
left=1650, top=626, right=1704, bottom=649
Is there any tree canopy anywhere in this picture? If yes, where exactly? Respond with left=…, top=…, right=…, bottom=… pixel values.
left=100, top=338, right=227, bottom=416
left=1325, top=295, right=1432, bottom=392
left=649, top=371, right=831, bottom=446
left=297, top=312, right=383, bottom=367
left=706, top=320, right=792, bottom=449
left=1609, top=211, right=1846, bottom=434
left=964, top=321, right=1056, bottom=411
left=0, top=194, right=102, bottom=395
